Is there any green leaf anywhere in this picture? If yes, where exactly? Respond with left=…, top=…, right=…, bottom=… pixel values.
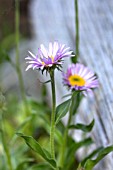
left=55, top=99, right=71, bottom=125
left=17, top=114, right=35, bottom=131
left=65, top=138, right=93, bottom=169
left=70, top=91, right=83, bottom=115
left=67, top=137, right=93, bottom=158
left=69, top=119, right=95, bottom=132
left=28, top=163, right=53, bottom=170
left=17, top=133, right=56, bottom=169
left=84, top=145, right=113, bottom=170
left=38, top=79, right=51, bottom=84
left=77, top=164, right=84, bottom=170
left=71, top=52, right=77, bottom=64
left=11, top=114, right=36, bottom=144
left=15, top=159, right=34, bottom=170
left=81, top=147, right=103, bottom=167
left=62, top=93, right=71, bottom=98
left=0, top=48, right=11, bottom=64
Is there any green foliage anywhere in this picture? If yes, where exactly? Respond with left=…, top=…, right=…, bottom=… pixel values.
left=84, top=146, right=113, bottom=170
left=0, top=48, right=11, bottom=64
left=69, top=119, right=95, bottom=132
left=64, top=138, right=93, bottom=170
left=0, top=34, right=16, bottom=51
left=55, top=99, right=71, bottom=125
left=0, top=92, right=6, bottom=111
left=81, top=147, right=103, bottom=167
left=28, top=163, right=53, bottom=170
left=0, top=34, right=17, bottom=65
left=15, top=159, right=34, bottom=170
left=71, top=52, right=77, bottom=64
left=71, top=91, right=83, bottom=115
left=17, top=133, right=56, bottom=169
left=77, top=164, right=84, bottom=170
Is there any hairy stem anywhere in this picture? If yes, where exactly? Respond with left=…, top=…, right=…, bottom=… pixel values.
left=50, top=70, right=56, bottom=159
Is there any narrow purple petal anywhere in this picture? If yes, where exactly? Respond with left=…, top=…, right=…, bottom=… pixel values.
left=25, top=41, right=73, bottom=71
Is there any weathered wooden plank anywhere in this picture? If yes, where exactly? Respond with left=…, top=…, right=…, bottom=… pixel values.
left=76, top=1, right=113, bottom=169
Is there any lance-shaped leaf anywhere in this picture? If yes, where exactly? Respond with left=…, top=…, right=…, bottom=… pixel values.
left=17, top=133, right=56, bottom=169
left=81, top=147, right=103, bottom=167
left=69, top=119, right=95, bottom=132
left=84, top=145, right=113, bottom=170
left=65, top=138, right=93, bottom=169
left=55, top=99, right=71, bottom=125
left=70, top=91, right=83, bottom=115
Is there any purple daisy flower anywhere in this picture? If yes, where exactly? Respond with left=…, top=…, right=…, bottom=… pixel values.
left=63, top=63, right=99, bottom=95
left=25, top=41, right=73, bottom=71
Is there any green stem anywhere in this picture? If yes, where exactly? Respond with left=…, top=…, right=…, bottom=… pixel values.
left=75, top=0, right=79, bottom=59
left=50, top=70, right=56, bottom=159
left=15, top=0, right=29, bottom=116
left=0, top=114, right=13, bottom=170
left=60, top=93, right=75, bottom=167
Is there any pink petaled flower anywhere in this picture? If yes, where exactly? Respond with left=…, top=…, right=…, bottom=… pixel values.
left=25, top=41, right=73, bottom=71
left=63, top=63, right=99, bottom=95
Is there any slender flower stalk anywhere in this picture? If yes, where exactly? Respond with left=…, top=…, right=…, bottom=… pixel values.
left=50, top=70, right=56, bottom=159
left=75, top=0, right=79, bottom=59
left=15, top=0, right=29, bottom=116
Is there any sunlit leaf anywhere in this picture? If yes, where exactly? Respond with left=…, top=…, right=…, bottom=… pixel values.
left=84, top=145, right=113, bottom=170
left=17, top=133, right=56, bottom=168
left=69, top=119, right=95, bottom=132
left=16, top=114, right=35, bottom=131
left=55, top=99, right=71, bottom=125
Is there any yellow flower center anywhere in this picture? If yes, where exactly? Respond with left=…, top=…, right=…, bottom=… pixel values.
left=50, top=55, right=54, bottom=62
left=42, top=61, right=45, bottom=65
left=68, top=75, right=86, bottom=86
